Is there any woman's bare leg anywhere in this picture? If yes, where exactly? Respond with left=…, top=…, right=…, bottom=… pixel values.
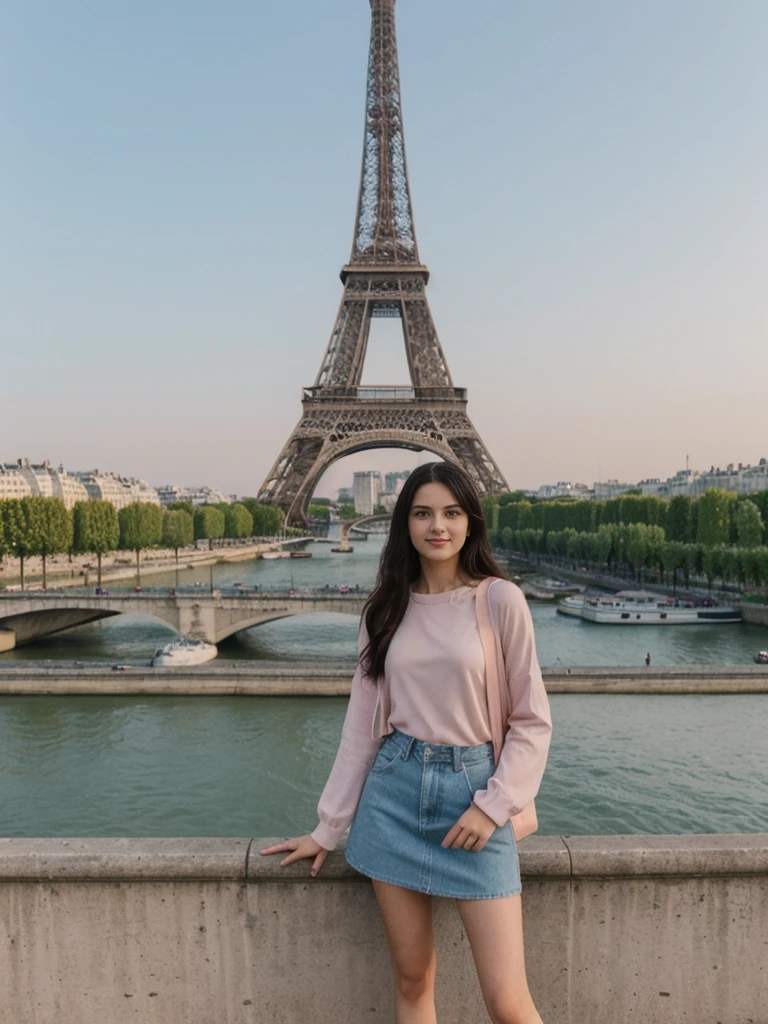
left=372, top=879, right=437, bottom=1024
left=456, top=894, right=543, bottom=1024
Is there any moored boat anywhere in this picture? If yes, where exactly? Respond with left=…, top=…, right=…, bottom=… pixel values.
left=556, top=594, right=586, bottom=617
left=755, top=651, right=768, bottom=665
left=151, top=637, right=218, bottom=667
left=579, top=591, right=740, bottom=625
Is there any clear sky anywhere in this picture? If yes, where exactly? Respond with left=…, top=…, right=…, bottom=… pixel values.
left=4, top=0, right=767, bottom=499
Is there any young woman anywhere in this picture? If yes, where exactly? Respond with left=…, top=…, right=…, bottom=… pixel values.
left=260, top=461, right=553, bottom=1024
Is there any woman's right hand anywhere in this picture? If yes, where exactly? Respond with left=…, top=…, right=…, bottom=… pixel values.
left=258, top=835, right=330, bottom=877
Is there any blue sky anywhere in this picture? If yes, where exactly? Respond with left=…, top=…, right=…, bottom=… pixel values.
left=3, top=1, right=767, bottom=498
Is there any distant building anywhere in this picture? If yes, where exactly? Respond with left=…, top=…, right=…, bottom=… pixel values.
left=536, top=481, right=591, bottom=500
left=353, top=471, right=382, bottom=516
left=0, top=463, right=33, bottom=501
left=689, top=460, right=768, bottom=496
left=592, top=480, right=636, bottom=501
left=384, top=470, right=410, bottom=495
left=155, top=485, right=231, bottom=507
left=73, top=470, right=160, bottom=510
left=337, top=487, right=354, bottom=504
left=0, top=459, right=89, bottom=510
left=377, top=492, right=399, bottom=513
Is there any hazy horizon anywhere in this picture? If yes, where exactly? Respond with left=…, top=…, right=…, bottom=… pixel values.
left=4, top=1, right=766, bottom=500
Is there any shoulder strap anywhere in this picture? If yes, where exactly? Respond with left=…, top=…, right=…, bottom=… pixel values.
left=475, top=577, right=504, bottom=765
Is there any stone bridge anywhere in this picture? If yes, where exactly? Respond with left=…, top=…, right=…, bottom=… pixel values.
left=0, top=592, right=368, bottom=647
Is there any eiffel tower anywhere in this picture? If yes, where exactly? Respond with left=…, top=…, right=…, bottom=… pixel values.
left=259, top=0, right=509, bottom=524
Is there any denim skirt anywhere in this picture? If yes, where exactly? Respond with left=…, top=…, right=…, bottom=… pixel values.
left=344, top=727, right=521, bottom=899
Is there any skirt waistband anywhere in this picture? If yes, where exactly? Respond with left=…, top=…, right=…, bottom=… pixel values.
left=386, top=726, right=495, bottom=771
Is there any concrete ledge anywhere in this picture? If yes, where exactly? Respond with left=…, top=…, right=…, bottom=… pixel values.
left=0, top=662, right=766, bottom=694
left=0, top=834, right=765, bottom=1023
left=1, top=834, right=764, bottom=882
left=563, top=832, right=768, bottom=876
left=0, top=837, right=250, bottom=880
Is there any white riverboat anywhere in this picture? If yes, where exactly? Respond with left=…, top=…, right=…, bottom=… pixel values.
left=556, top=594, right=586, bottom=617
left=577, top=590, right=740, bottom=625
left=151, top=637, right=218, bottom=667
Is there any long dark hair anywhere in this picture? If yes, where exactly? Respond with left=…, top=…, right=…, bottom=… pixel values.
left=361, top=460, right=506, bottom=680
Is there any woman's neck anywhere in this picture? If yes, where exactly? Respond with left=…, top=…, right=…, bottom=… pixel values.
left=412, top=557, right=475, bottom=595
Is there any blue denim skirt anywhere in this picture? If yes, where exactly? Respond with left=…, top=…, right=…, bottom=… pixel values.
left=344, top=727, right=521, bottom=899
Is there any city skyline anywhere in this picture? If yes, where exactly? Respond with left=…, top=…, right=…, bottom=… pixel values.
left=5, top=1, right=767, bottom=499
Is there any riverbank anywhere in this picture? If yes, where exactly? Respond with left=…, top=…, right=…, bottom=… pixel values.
left=0, top=662, right=766, bottom=695
left=0, top=537, right=312, bottom=591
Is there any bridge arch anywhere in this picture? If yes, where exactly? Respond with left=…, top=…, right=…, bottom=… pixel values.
left=285, top=432, right=454, bottom=525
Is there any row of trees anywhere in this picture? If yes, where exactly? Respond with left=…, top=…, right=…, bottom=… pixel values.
left=483, top=489, right=768, bottom=548
left=491, top=521, right=768, bottom=589
left=0, top=496, right=285, bottom=588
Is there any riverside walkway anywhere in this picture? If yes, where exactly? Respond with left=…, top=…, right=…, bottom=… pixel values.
left=0, top=587, right=368, bottom=647
left=0, top=662, right=765, bottom=695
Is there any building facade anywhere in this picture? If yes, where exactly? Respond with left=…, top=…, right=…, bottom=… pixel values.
left=73, top=470, right=160, bottom=510
left=156, top=485, right=232, bottom=507
left=353, top=471, right=381, bottom=516
left=1, top=459, right=89, bottom=510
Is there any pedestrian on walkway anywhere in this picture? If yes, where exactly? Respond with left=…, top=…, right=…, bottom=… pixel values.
left=645, top=652, right=651, bottom=667
left=261, top=461, right=553, bottom=1023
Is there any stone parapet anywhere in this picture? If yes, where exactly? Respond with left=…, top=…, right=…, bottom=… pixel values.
left=0, top=834, right=765, bottom=1023
left=0, top=662, right=766, bottom=695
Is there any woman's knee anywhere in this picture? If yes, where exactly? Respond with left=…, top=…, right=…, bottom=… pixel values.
left=393, top=952, right=436, bottom=1003
left=486, top=991, right=539, bottom=1024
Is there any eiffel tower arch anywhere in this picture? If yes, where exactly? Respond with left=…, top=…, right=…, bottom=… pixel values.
left=259, top=0, right=509, bottom=525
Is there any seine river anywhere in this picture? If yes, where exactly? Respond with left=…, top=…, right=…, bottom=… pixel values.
left=1, top=530, right=766, bottom=838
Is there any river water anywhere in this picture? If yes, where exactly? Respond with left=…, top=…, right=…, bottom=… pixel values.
left=1, top=530, right=767, bottom=838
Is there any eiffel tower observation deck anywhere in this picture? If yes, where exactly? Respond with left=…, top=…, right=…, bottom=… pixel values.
left=259, top=0, right=509, bottom=525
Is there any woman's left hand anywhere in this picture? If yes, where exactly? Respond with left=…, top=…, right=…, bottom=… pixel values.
left=441, top=804, right=498, bottom=852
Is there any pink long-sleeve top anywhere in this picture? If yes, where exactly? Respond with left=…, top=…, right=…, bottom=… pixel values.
left=310, top=578, right=553, bottom=852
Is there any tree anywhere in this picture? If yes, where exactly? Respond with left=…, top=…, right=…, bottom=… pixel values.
left=240, top=498, right=283, bottom=537
left=1, top=499, right=36, bottom=588
left=696, top=489, right=734, bottom=547
left=119, top=503, right=163, bottom=584
left=339, top=503, right=357, bottom=520
left=194, top=506, right=226, bottom=550
left=307, top=504, right=330, bottom=522
left=162, top=509, right=194, bottom=563
left=686, top=498, right=699, bottom=543
left=33, top=498, right=73, bottom=588
left=748, top=490, right=768, bottom=543
left=661, top=541, right=686, bottom=591
left=480, top=496, right=499, bottom=531
left=225, top=503, right=254, bottom=539
left=734, top=499, right=763, bottom=549
left=624, top=524, right=648, bottom=582
left=73, top=500, right=119, bottom=587
left=166, top=500, right=195, bottom=517
left=497, top=491, right=530, bottom=507
left=702, top=547, right=718, bottom=591
left=666, top=496, right=692, bottom=542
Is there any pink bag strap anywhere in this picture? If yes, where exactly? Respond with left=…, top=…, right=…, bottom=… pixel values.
left=475, top=576, right=505, bottom=765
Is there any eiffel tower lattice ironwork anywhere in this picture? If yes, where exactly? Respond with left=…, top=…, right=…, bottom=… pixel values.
left=258, top=0, right=509, bottom=524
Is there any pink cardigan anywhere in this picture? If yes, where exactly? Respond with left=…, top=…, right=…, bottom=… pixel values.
left=311, top=578, right=553, bottom=852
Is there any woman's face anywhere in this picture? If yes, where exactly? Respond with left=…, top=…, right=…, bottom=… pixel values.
left=408, top=481, right=470, bottom=565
